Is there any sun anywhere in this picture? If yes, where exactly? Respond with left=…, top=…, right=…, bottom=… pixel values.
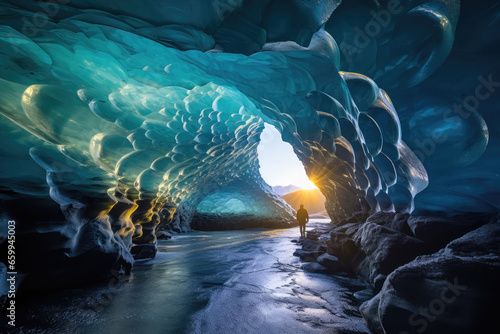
left=298, top=178, right=318, bottom=190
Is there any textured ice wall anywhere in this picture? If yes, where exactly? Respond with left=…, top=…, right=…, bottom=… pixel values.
left=0, top=0, right=455, bottom=287
left=327, top=0, right=497, bottom=215
left=190, top=181, right=296, bottom=230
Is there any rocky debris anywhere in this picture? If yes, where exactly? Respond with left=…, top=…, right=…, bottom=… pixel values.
left=360, top=222, right=500, bottom=334
left=296, top=224, right=359, bottom=277
left=131, top=244, right=157, bottom=260
left=360, top=294, right=384, bottom=334
left=353, top=288, right=375, bottom=303
left=322, top=212, right=498, bottom=290
left=341, top=239, right=358, bottom=263
left=305, top=230, right=321, bottom=240
left=326, top=232, right=359, bottom=271
left=301, top=262, right=332, bottom=274
left=336, top=212, right=371, bottom=227
left=335, top=222, right=362, bottom=236
left=353, top=222, right=428, bottom=290
left=301, top=238, right=328, bottom=253
left=293, top=249, right=322, bottom=262
left=294, top=212, right=500, bottom=333
left=296, top=212, right=500, bottom=333
left=316, top=253, right=345, bottom=273
left=155, top=230, right=172, bottom=240
left=367, top=212, right=412, bottom=236
left=293, top=237, right=328, bottom=261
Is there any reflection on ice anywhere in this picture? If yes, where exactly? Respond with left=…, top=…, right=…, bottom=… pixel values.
left=10, top=221, right=369, bottom=333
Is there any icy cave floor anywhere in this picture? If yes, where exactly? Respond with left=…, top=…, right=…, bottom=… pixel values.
left=4, top=220, right=370, bottom=334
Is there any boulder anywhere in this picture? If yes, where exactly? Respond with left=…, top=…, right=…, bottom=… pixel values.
left=336, top=212, right=371, bottom=226
left=326, top=231, right=359, bottom=270
left=341, top=238, right=358, bottom=262
left=301, top=238, right=327, bottom=253
left=293, top=249, right=323, bottom=262
left=156, top=230, right=172, bottom=240
left=335, top=222, right=362, bottom=234
left=353, top=222, right=427, bottom=289
left=131, top=244, right=157, bottom=259
left=353, top=288, right=375, bottom=303
left=305, top=230, right=321, bottom=240
left=328, top=230, right=347, bottom=245
left=301, top=262, right=331, bottom=274
left=361, top=222, right=500, bottom=334
left=345, top=225, right=361, bottom=237
left=407, top=214, right=494, bottom=250
left=317, top=253, right=345, bottom=273
left=360, top=293, right=384, bottom=334
left=367, top=212, right=412, bottom=236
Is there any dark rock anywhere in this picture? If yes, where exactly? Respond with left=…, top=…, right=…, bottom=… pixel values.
left=317, top=253, right=345, bottom=273
left=341, top=238, right=358, bottom=261
left=305, top=230, right=321, bottom=240
left=301, top=262, right=331, bottom=274
left=446, top=221, right=500, bottom=256
left=407, top=214, right=494, bottom=250
left=353, top=222, right=427, bottom=288
left=366, top=211, right=397, bottom=225
left=156, top=230, right=172, bottom=240
left=372, top=274, right=387, bottom=291
left=330, top=230, right=347, bottom=241
left=327, top=231, right=346, bottom=251
left=335, top=222, right=362, bottom=234
left=337, top=211, right=371, bottom=226
left=15, top=219, right=133, bottom=292
left=351, top=247, right=367, bottom=274
left=326, top=231, right=359, bottom=270
left=345, top=225, right=360, bottom=237
left=326, top=240, right=342, bottom=257
left=360, top=293, right=384, bottom=334
left=293, top=249, right=323, bottom=262
left=301, top=238, right=327, bottom=253
left=131, top=244, right=157, bottom=259
left=367, top=212, right=412, bottom=236
left=353, top=288, right=375, bottom=303
left=361, top=222, right=500, bottom=334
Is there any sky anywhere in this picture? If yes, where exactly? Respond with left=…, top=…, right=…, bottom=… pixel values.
left=257, top=123, right=317, bottom=189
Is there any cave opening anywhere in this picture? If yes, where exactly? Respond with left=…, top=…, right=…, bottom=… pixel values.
left=189, top=123, right=322, bottom=231
left=257, top=123, right=317, bottom=190
left=256, top=123, right=327, bottom=216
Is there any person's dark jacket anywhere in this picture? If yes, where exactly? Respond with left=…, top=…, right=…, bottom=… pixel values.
left=296, top=208, right=309, bottom=224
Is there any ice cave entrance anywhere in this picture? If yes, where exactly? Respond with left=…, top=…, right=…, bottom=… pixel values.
left=191, top=123, right=319, bottom=230
left=257, top=123, right=317, bottom=190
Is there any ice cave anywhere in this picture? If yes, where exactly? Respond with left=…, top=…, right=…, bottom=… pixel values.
left=0, top=0, right=498, bottom=333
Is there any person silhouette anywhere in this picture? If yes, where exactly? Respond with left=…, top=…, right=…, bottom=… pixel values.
left=296, top=204, right=309, bottom=238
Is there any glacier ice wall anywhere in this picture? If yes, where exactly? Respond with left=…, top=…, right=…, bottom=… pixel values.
left=0, top=0, right=494, bottom=287
left=327, top=0, right=497, bottom=215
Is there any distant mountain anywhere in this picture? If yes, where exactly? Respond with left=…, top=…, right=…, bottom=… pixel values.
left=271, top=184, right=301, bottom=196
left=281, top=189, right=326, bottom=214
left=309, top=210, right=330, bottom=219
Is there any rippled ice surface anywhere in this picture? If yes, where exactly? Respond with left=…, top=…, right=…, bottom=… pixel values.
left=5, top=220, right=370, bottom=333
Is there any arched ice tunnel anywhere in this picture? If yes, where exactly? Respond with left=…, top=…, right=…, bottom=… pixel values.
left=0, top=0, right=494, bottom=293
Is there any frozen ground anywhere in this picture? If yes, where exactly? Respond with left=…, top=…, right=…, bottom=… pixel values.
left=3, top=220, right=370, bottom=334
